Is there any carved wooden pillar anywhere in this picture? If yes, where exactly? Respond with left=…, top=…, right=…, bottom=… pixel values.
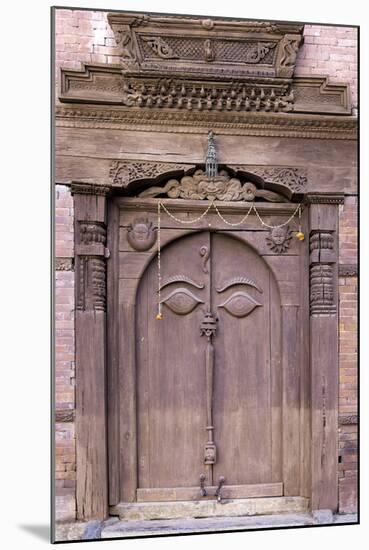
left=72, top=183, right=111, bottom=520
left=308, top=193, right=343, bottom=512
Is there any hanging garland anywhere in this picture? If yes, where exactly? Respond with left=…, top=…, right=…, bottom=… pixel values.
left=156, top=200, right=305, bottom=320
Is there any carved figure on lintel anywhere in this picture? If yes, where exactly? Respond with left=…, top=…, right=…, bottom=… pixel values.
left=127, top=218, right=157, bottom=251
left=280, top=38, right=300, bottom=67
left=204, top=39, right=215, bottom=62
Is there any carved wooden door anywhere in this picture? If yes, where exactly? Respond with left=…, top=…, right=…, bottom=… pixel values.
left=135, top=230, right=283, bottom=501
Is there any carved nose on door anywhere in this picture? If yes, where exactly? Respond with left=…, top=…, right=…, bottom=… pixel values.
left=200, top=310, right=218, bottom=339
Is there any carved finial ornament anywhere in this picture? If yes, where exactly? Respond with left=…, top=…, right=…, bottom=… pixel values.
left=206, top=130, right=218, bottom=177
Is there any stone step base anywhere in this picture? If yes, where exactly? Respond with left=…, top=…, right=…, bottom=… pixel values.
left=110, top=496, right=309, bottom=521
left=54, top=512, right=357, bottom=541
left=101, top=513, right=314, bottom=538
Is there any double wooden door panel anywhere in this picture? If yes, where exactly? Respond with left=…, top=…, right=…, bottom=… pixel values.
left=110, top=200, right=307, bottom=506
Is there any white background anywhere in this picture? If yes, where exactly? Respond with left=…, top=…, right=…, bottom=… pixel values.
left=1, top=0, right=366, bottom=548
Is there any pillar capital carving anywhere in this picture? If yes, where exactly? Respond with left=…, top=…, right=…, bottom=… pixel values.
left=71, top=182, right=111, bottom=196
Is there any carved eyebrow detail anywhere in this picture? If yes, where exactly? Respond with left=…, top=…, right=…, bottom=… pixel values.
left=216, top=277, right=263, bottom=294
left=159, top=275, right=205, bottom=291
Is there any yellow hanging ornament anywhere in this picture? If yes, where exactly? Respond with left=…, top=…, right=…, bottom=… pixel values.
left=295, top=231, right=305, bottom=241
left=295, top=206, right=305, bottom=240
left=156, top=312, right=163, bottom=320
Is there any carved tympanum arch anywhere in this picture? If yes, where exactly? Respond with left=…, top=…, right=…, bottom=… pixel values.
left=119, top=164, right=303, bottom=203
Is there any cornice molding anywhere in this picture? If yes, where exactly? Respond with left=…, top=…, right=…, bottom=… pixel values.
left=305, top=192, right=345, bottom=204
left=58, top=64, right=351, bottom=116
left=70, top=183, right=112, bottom=196
left=55, top=105, right=357, bottom=140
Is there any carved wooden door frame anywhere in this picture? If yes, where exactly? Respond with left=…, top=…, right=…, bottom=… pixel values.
left=71, top=183, right=342, bottom=520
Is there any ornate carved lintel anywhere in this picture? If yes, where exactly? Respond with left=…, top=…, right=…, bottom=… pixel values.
left=138, top=169, right=289, bottom=202
left=234, top=166, right=307, bottom=192
left=109, top=160, right=194, bottom=188
left=109, top=160, right=308, bottom=194
left=106, top=12, right=303, bottom=81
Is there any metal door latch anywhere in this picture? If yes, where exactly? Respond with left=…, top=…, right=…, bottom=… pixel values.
left=215, top=476, right=225, bottom=503
left=199, top=473, right=207, bottom=497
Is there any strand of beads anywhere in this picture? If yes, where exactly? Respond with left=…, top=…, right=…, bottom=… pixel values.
left=212, top=202, right=254, bottom=226
left=156, top=200, right=304, bottom=319
left=160, top=200, right=214, bottom=224
left=156, top=200, right=162, bottom=320
left=252, top=202, right=302, bottom=229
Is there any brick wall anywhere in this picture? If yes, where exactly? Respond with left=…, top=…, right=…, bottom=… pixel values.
left=338, top=196, right=358, bottom=513
left=55, top=9, right=120, bottom=97
left=295, top=25, right=358, bottom=107
left=55, top=185, right=76, bottom=521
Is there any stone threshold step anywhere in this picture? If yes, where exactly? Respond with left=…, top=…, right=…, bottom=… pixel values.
left=54, top=513, right=357, bottom=541
left=101, top=513, right=315, bottom=538
left=110, top=496, right=309, bottom=521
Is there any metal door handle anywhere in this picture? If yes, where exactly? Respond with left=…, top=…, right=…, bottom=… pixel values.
left=215, top=476, right=225, bottom=503
left=199, top=473, right=207, bottom=497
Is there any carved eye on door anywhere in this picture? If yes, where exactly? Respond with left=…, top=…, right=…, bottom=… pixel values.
left=218, top=292, right=261, bottom=318
left=160, top=287, right=204, bottom=315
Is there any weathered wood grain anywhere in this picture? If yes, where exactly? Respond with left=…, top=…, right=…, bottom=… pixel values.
left=56, top=128, right=356, bottom=169
left=107, top=200, right=120, bottom=506
left=136, top=483, right=283, bottom=502
left=75, top=310, right=108, bottom=519
left=299, top=208, right=311, bottom=499
left=309, top=203, right=339, bottom=511
left=74, top=191, right=108, bottom=520
left=282, top=306, right=301, bottom=496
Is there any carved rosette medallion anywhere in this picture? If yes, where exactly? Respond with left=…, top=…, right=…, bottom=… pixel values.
left=127, top=218, right=157, bottom=251
left=266, top=225, right=293, bottom=253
